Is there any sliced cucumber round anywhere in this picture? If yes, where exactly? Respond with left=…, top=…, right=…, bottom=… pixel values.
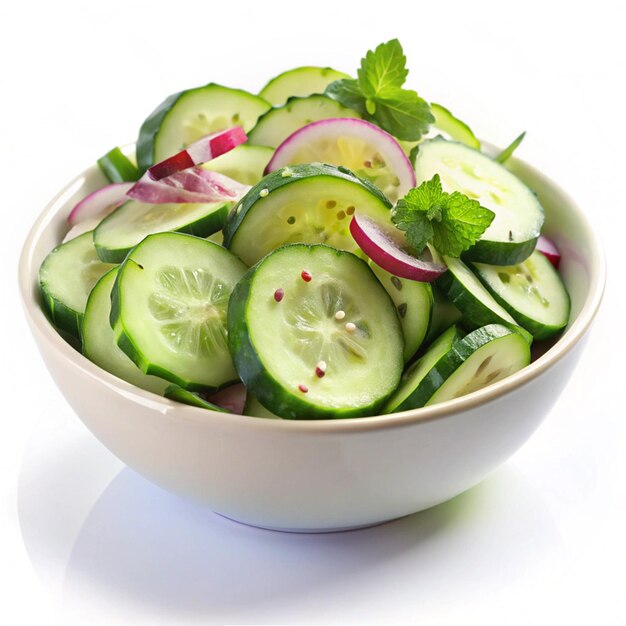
left=259, top=66, right=350, bottom=106
left=228, top=244, right=404, bottom=419
left=423, top=284, right=462, bottom=346
left=384, top=325, right=464, bottom=413
left=94, top=199, right=230, bottom=263
left=111, top=232, right=247, bottom=392
left=223, top=163, right=392, bottom=266
left=368, top=261, right=433, bottom=362
left=243, top=394, right=281, bottom=419
left=472, top=250, right=570, bottom=339
left=39, top=231, right=116, bottom=340
left=201, top=144, right=274, bottom=185
left=437, top=256, right=531, bottom=342
left=137, top=83, right=271, bottom=171
left=430, top=103, right=480, bottom=149
left=82, top=268, right=168, bottom=394
left=247, top=95, right=361, bottom=148
left=426, top=324, right=531, bottom=405
left=164, top=384, right=230, bottom=412
left=414, top=138, right=544, bottom=265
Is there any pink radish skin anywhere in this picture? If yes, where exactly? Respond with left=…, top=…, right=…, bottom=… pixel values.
left=535, top=235, right=561, bottom=269
left=148, top=127, right=247, bottom=181
left=128, top=168, right=250, bottom=204
left=208, top=383, right=246, bottom=414
left=67, top=182, right=133, bottom=226
left=349, top=213, right=446, bottom=282
left=266, top=117, right=415, bottom=198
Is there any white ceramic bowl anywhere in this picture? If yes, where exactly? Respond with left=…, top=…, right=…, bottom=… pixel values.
left=19, top=155, right=605, bottom=532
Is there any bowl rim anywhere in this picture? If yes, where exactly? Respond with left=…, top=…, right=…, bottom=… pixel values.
left=18, top=150, right=606, bottom=434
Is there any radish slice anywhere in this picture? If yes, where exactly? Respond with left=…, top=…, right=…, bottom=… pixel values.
left=128, top=168, right=250, bottom=204
left=535, top=235, right=561, bottom=269
left=266, top=118, right=416, bottom=202
left=208, top=383, right=246, bottom=414
left=148, top=127, right=247, bottom=181
left=67, top=182, right=132, bottom=226
left=62, top=218, right=102, bottom=243
left=349, top=213, right=446, bottom=282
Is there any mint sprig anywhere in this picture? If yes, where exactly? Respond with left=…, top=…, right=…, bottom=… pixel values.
left=325, top=39, right=434, bottom=141
left=392, top=175, right=495, bottom=257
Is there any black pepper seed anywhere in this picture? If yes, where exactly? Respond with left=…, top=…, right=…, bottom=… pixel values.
left=287, top=216, right=296, bottom=224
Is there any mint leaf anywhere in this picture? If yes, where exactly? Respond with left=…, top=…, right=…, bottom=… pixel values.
left=324, top=39, right=434, bottom=142
left=324, top=79, right=367, bottom=115
left=358, top=39, right=408, bottom=97
left=371, top=87, right=433, bottom=141
left=391, top=174, right=495, bottom=257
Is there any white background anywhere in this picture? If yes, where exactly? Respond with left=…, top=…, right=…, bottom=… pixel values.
left=1, top=0, right=624, bottom=624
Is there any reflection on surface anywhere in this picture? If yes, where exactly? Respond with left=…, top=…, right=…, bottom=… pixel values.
left=19, top=426, right=563, bottom=625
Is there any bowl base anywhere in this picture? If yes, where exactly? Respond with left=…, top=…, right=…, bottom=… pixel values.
left=215, top=511, right=402, bottom=534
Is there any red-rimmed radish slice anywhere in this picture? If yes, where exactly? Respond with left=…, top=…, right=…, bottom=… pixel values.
left=127, top=168, right=251, bottom=204
left=535, top=235, right=561, bottom=269
left=148, top=127, right=247, bottom=181
left=266, top=118, right=415, bottom=202
left=208, top=383, right=246, bottom=414
left=67, top=182, right=132, bottom=226
left=349, top=213, right=446, bottom=282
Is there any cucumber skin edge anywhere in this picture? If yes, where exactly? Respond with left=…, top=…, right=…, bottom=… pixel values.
left=472, top=262, right=571, bottom=340
left=222, top=163, right=392, bottom=249
left=436, top=268, right=533, bottom=344
left=463, top=236, right=538, bottom=266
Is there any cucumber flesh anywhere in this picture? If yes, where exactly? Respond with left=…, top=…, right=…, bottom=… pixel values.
left=247, top=95, right=361, bottom=148
left=427, top=324, right=531, bottom=405
left=201, top=144, right=274, bottom=185
left=423, top=284, right=462, bottom=346
left=111, top=232, right=247, bottom=392
left=82, top=269, right=169, bottom=394
left=39, top=231, right=116, bottom=339
left=94, top=199, right=230, bottom=263
left=228, top=244, right=404, bottom=419
left=385, top=325, right=464, bottom=413
left=368, top=261, right=432, bottom=362
left=414, top=138, right=544, bottom=265
left=137, top=83, right=270, bottom=171
left=473, top=250, right=570, bottom=339
left=259, top=66, right=350, bottom=106
left=224, top=163, right=392, bottom=266
left=438, top=255, right=532, bottom=344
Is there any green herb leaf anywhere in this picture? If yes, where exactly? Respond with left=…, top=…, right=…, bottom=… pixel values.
left=358, top=39, right=408, bottom=97
left=324, top=39, right=434, bottom=141
left=391, top=174, right=495, bottom=257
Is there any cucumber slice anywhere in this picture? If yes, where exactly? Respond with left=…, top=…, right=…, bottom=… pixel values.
left=423, top=284, right=462, bottom=346
left=228, top=244, right=404, bottom=419
left=259, top=66, right=350, bottom=106
left=368, top=261, right=433, bottom=362
left=94, top=199, right=230, bottom=263
left=97, top=147, right=139, bottom=183
left=472, top=250, right=570, bottom=339
left=430, top=103, right=480, bottom=149
left=164, top=384, right=230, bottom=412
left=414, top=138, right=544, bottom=265
left=82, top=268, right=168, bottom=394
left=247, top=95, right=361, bottom=148
left=437, top=256, right=532, bottom=343
left=426, top=324, right=531, bottom=405
left=243, top=394, right=281, bottom=419
left=223, top=163, right=392, bottom=266
left=495, top=131, right=526, bottom=164
left=111, top=232, right=247, bottom=392
left=137, top=83, right=271, bottom=171
left=201, top=144, right=274, bottom=185
left=39, top=232, right=116, bottom=339
left=385, top=325, right=464, bottom=413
